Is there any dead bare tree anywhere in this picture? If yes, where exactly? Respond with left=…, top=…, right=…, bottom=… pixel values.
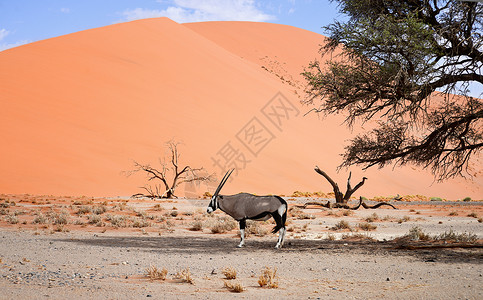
left=127, top=141, right=213, bottom=199
left=302, top=166, right=396, bottom=210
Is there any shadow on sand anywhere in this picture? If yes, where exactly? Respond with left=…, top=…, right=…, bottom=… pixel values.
left=57, top=235, right=482, bottom=265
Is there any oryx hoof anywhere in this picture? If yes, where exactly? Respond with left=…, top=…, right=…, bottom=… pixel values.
left=275, top=244, right=282, bottom=249
left=237, top=243, right=245, bottom=248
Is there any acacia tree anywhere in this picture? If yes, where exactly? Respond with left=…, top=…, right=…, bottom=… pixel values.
left=303, top=0, right=482, bottom=180
left=128, top=141, right=213, bottom=199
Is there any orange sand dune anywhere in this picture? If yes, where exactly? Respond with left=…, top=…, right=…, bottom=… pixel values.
left=0, top=18, right=481, bottom=199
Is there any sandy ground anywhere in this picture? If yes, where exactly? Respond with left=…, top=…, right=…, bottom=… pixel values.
left=0, top=195, right=482, bottom=299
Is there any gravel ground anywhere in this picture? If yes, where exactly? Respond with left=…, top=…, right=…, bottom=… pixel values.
left=1, top=228, right=482, bottom=299
left=1, top=196, right=482, bottom=299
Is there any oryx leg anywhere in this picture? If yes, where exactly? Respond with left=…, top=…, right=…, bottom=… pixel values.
left=276, top=227, right=286, bottom=249
left=274, top=204, right=287, bottom=249
left=238, top=219, right=246, bottom=248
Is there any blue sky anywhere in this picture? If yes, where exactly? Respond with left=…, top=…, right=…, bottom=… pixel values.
left=1, top=0, right=481, bottom=97
left=0, top=0, right=342, bottom=51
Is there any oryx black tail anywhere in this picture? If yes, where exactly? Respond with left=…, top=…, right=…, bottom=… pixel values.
left=271, top=196, right=288, bottom=234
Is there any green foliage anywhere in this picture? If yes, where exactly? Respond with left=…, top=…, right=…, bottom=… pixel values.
left=303, top=0, right=483, bottom=180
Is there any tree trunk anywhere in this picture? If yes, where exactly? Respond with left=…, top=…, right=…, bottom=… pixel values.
left=314, top=166, right=367, bottom=204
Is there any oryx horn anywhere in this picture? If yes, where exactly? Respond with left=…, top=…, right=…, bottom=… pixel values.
left=213, top=169, right=234, bottom=197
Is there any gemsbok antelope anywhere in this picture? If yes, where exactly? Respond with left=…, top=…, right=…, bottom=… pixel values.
left=206, top=169, right=288, bottom=249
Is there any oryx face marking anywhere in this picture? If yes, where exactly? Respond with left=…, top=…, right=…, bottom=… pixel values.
left=207, top=196, right=216, bottom=214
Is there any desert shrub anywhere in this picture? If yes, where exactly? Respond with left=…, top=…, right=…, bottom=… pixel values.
left=53, top=224, right=69, bottom=232
left=0, top=201, right=11, bottom=208
left=291, top=191, right=311, bottom=197
left=132, top=218, right=151, bottom=228
left=448, top=211, right=458, bottom=216
left=209, top=216, right=237, bottom=233
left=342, top=209, right=353, bottom=216
left=189, top=220, right=204, bottom=231
left=401, top=195, right=429, bottom=202
left=174, top=268, right=194, bottom=284
left=358, top=222, right=377, bottom=231
left=32, top=213, right=48, bottom=224
left=73, top=219, right=85, bottom=225
left=92, top=205, right=107, bottom=215
left=330, top=220, right=351, bottom=231
left=289, top=206, right=314, bottom=219
left=76, top=205, right=93, bottom=215
left=136, top=210, right=147, bottom=218
left=146, top=265, right=168, bottom=281
left=113, top=203, right=128, bottom=211
left=397, top=216, right=411, bottom=223
left=258, top=267, right=278, bottom=288
left=222, top=266, right=237, bottom=280
left=405, top=226, right=430, bottom=241
left=245, top=220, right=269, bottom=236
left=467, top=212, right=478, bottom=218
left=51, top=212, right=69, bottom=225
left=87, top=214, right=102, bottom=225
left=153, top=204, right=163, bottom=211
left=430, top=197, right=443, bottom=201
left=5, top=214, right=18, bottom=224
left=223, top=280, right=245, bottom=293
left=13, top=209, right=27, bottom=216
left=106, top=215, right=128, bottom=228
left=365, top=213, right=379, bottom=222
left=462, top=197, right=472, bottom=202
left=435, top=230, right=477, bottom=243
left=341, top=233, right=376, bottom=241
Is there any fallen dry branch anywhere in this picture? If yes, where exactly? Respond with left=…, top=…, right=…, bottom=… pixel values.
left=309, top=166, right=397, bottom=210
left=298, top=197, right=397, bottom=210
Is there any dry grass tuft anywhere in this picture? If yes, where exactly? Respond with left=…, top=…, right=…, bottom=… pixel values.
left=145, top=265, right=168, bottom=281
left=397, top=227, right=477, bottom=244
left=365, top=213, right=379, bottom=223
left=467, top=212, right=478, bottom=218
left=341, top=233, right=377, bottom=241
left=358, top=222, right=377, bottom=231
left=245, top=220, right=270, bottom=236
left=189, top=220, right=204, bottom=231
left=258, top=267, right=279, bottom=288
left=397, top=216, right=411, bottom=224
left=403, top=226, right=430, bottom=241
left=435, top=230, right=477, bottom=243
left=223, top=280, right=245, bottom=292
left=209, top=216, right=237, bottom=233
left=174, top=267, right=194, bottom=284
left=222, top=266, right=237, bottom=280
left=289, top=206, right=314, bottom=220
left=330, top=220, right=351, bottom=231
left=342, top=209, right=353, bottom=216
